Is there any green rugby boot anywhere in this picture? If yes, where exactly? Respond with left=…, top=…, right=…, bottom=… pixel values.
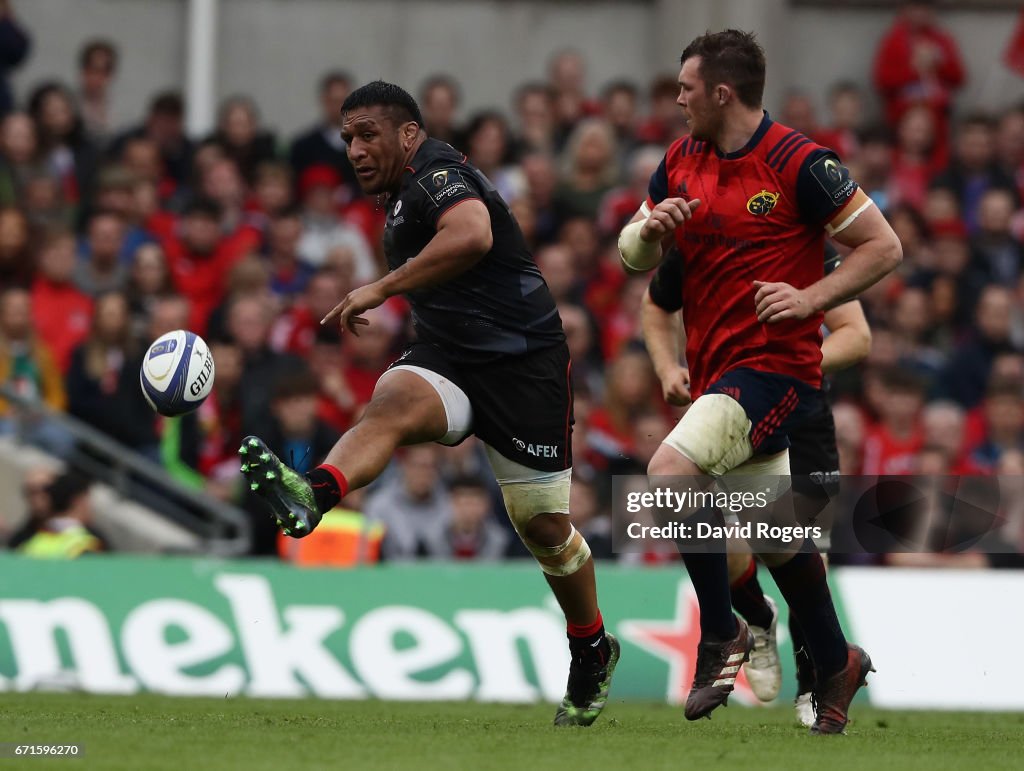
left=239, top=435, right=321, bottom=538
left=553, top=633, right=620, bottom=727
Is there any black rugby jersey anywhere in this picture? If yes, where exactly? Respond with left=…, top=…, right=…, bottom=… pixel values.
left=383, top=138, right=564, bottom=363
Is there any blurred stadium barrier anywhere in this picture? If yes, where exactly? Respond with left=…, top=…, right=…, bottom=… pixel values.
left=1, top=554, right=1021, bottom=710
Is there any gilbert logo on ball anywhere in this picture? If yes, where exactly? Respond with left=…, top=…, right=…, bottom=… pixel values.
left=140, top=330, right=215, bottom=417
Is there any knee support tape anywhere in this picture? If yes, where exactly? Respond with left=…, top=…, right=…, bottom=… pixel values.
left=484, top=445, right=588, bottom=575
left=662, top=393, right=753, bottom=477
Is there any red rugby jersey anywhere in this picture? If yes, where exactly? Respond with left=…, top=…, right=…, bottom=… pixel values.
left=645, top=114, right=859, bottom=398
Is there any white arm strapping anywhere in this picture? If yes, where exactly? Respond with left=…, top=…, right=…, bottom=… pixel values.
left=825, top=198, right=873, bottom=236
left=618, top=202, right=660, bottom=271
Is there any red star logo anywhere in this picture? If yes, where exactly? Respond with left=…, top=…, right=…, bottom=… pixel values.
left=619, top=581, right=761, bottom=706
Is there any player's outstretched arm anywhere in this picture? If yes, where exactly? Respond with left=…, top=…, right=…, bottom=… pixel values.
left=618, top=198, right=701, bottom=273
left=322, top=199, right=493, bottom=333
left=641, top=289, right=690, bottom=406
left=820, top=299, right=871, bottom=374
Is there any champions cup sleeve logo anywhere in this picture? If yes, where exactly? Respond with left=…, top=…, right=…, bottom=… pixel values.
left=746, top=189, right=781, bottom=216
left=810, top=155, right=857, bottom=203
left=418, top=168, right=470, bottom=206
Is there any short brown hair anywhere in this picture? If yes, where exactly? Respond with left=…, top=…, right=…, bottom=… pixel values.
left=681, top=29, right=766, bottom=109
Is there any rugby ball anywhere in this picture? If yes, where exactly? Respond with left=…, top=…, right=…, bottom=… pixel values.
left=140, top=330, right=215, bottom=417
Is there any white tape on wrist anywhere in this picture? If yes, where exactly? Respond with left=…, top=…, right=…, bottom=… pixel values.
left=618, top=217, right=661, bottom=271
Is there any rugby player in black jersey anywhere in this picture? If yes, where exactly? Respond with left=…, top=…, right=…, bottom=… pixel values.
left=240, top=81, right=616, bottom=726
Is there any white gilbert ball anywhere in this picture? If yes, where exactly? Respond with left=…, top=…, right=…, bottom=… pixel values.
left=140, top=330, right=215, bottom=417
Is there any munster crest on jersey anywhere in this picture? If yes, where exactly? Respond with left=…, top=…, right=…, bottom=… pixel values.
left=746, top=189, right=780, bottom=216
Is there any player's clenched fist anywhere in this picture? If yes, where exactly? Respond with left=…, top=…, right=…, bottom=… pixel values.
left=640, top=198, right=702, bottom=242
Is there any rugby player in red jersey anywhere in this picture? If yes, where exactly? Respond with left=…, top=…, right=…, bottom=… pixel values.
left=618, top=30, right=901, bottom=733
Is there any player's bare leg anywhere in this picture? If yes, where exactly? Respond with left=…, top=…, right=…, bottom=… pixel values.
left=241, top=370, right=448, bottom=535
left=648, top=444, right=754, bottom=720
left=485, top=452, right=618, bottom=727
left=525, top=513, right=599, bottom=625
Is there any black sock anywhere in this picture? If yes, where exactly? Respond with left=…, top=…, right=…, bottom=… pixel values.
left=730, top=558, right=774, bottom=629
left=568, top=614, right=609, bottom=665
left=306, top=467, right=343, bottom=513
left=789, top=614, right=816, bottom=693
left=768, top=542, right=847, bottom=678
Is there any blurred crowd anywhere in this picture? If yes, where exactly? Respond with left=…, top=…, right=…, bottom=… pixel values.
left=0, top=1, right=1022, bottom=564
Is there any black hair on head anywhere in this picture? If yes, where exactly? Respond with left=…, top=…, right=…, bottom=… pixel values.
left=341, top=80, right=424, bottom=128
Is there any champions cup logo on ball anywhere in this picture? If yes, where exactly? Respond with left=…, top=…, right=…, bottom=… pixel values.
left=140, top=330, right=216, bottom=417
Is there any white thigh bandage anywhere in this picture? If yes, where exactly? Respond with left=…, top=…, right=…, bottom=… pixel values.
left=384, top=365, right=472, bottom=445
left=718, top=449, right=792, bottom=502
left=485, top=445, right=588, bottom=576
left=662, top=394, right=753, bottom=477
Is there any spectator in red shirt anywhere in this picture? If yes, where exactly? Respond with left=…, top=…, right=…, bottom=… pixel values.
left=873, top=0, right=965, bottom=163
left=162, top=198, right=254, bottom=334
left=341, top=304, right=403, bottom=411
left=889, top=104, right=943, bottom=210
left=635, top=74, right=687, bottom=146
left=269, top=268, right=346, bottom=358
left=814, top=81, right=866, bottom=162
left=861, top=366, right=927, bottom=475
left=31, top=226, right=91, bottom=372
left=587, top=348, right=658, bottom=465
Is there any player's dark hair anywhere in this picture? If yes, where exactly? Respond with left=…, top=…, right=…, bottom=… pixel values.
left=680, top=29, right=766, bottom=108
left=341, top=80, right=424, bottom=128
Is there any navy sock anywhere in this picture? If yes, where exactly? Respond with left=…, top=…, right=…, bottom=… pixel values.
left=768, top=542, right=847, bottom=678
left=729, top=557, right=774, bottom=630
left=679, top=506, right=736, bottom=641
left=683, top=552, right=737, bottom=641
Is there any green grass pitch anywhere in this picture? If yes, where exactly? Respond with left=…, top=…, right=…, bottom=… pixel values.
left=1, top=694, right=1021, bottom=771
